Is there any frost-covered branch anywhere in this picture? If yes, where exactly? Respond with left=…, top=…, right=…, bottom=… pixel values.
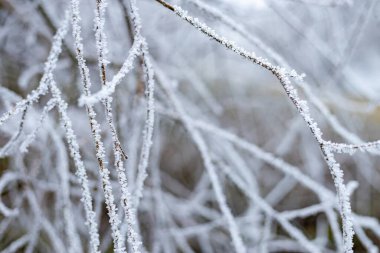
left=2, top=0, right=380, bottom=252
left=155, top=66, right=247, bottom=253
left=154, top=1, right=355, bottom=250
left=70, top=0, right=125, bottom=251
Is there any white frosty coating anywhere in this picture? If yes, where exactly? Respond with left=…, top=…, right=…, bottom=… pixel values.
left=157, top=104, right=372, bottom=252
left=156, top=106, right=332, bottom=198
left=48, top=124, right=82, bottom=253
left=185, top=3, right=377, bottom=247
left=172, top=6, right=321, bottom=141
left=2, top=0, right=380, bottom=250
left=25, top=190, right=66, bottom=253
left=192, top=119, right=331, bottom=198
left=171, top=5, right=354, bottom=252
left=93, top=0, right=142, bottom=251
left=0, top=108, right=28, bottom=158
left=129, top=0, right=142, bottom=37
left=49, top=81, right=101, bottom=253
left=187, top=0, right=289, bottom=69
left=0, top=86, right=41, bottom=127
left=322, top=146, right=354, bottom=252
left=0, top=9, right=68, bottom=158
left=155, top=68, right=247, bottom=253
left=41, top=7, right=101, bottom=252
left=94, top=0, right=109, bottom=72
left=325, top=140, right=380, bottom=155
left=0, top=9, right=102, bottom=252
left=133, top=52, right=155, bottom=209
left=122, top=0, right=157, bottom=218
left=191, top=0, right=380, bottom=159
left=219, top=162, right=321, bottom=253
left=70, top=0, right=92, bottom=95
left=107, top=100, right=143, bottom=253
left=0, top=10, right=70, bottom=127
left=19, top=99, right=57, bottom=153
left=105, top=97, right=142, bottom=253
left=70, top=0, right=125, bottom=251
left=79, top=37, right=143, bottom=106
left=120, top=9, right=157, bottom=243
left=79, top=0, right=148, bottom=107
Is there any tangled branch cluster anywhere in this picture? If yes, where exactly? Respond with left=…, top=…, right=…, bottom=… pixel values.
left=1, top=0, right=380, bottom=252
